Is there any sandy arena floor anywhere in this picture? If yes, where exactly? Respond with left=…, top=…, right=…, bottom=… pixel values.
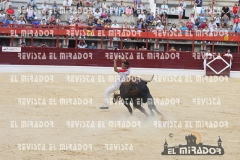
left=0, top=73, right=240, bottom=160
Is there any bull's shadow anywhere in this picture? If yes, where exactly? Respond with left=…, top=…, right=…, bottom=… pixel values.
left=113, top=75, right=162, bottom=117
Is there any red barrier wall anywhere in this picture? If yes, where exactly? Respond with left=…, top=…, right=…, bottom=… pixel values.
left=1, top=47, right=240, bottom=71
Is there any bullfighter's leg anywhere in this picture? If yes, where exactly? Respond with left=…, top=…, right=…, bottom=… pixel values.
left=133, top=102, right=150, bottom=117
left=147, top=94, right=162, bottom=115
left=123, top=99, right=133, bottom=115
left=100, top=83, right=121, bottom=109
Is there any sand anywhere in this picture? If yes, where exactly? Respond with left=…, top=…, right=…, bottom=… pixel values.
left=0, top=73, right=240, bottom=160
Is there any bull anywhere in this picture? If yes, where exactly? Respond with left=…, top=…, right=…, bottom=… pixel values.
left=113, top=75, right=162, bottom=117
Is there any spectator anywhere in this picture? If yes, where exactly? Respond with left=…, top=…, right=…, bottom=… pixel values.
left=27, top=0, right=38, bottom=11
left=210, top=24, right=218, bottom=33
left=50, top=14, right=56, bottom=25
left=0, top=9, right=5, bottom=20
left=136, top=18, right=143, bottom=32
left=101, top=9, right=108, bottom=20
left=232, top=3, right=238, bottom=19
left=32, top=17, right=40, bottom=27
left=19, top=42, right=26, bottom=47
left=223, top=49, right=233, bottom=61
left=125, top=5, right=132, bottom=17
left=52, top=1, right=61, bottom=18
left=83, top=0, right=93, bottom=7
left=161, top=12, right=168, bottom=26
left=156, top=22, right=164, bottom=30
left=118, top=1, right=125, bottom=16
left=129, top=46, right=135, bottom=50
left=37, top=42, right=43, bottom=47
left=93, top=8, right=101, bottom=23
left=18, top=17, right=26, bottom=25
left=41, top=1, right=49, bottom=16
left=75, top=13, right=80, bottom=22
left=211, top=0, right=216, bottom=5
left=146, top=12, right=154, bottom=25
left=208, top=4, right=214, bottom=18
left=111, top=20, right=120, bottom=28
left=180, top=22, right=187, bottom=34
left=57, top=43, right=62, bottom=48
left=85, top=10, right=92, bottom=21
left=1, top=15, right=10, bottom=27
left=68, top=13, right=74, bottom=24
left=200, top=20, right=208, bottom=29
left=233, top=15, right=239, bottom=24
left=181, top=0, right=187, bottom=18
left=138, top=11, right=146, bottom=21
left=104, top=16, right=112, bottom=24
left=42, top=13, right=50, bottom=24
left=202, top=26, right=210, bottom=36
left=170, top=46, right=176, bottom=52
left=222, top=14, right=229, bottom=28
left=56, top=17, right=61, bottom=25
left=96, top=19, right=103, bottom=30
left=111, top=20, right=120, bottom=40
left=195, top=0, right=202, bottom=17
left=129, top=22, right=135, bottom=30
left=192, top=3, right=198, bottom=19
left=0, top=0, right=6, bottom=11
left=132, top=1, right=138, bottom=17
left=221, top=6, right=230, bottom=19
left=11, top=16, right=18, bottom=25
left=110, top=0, right=118, bottom=16
left=88, top=43, right=97, bottom=49
left=26, top=6, right=34, bottom=22
left=6, top=5, right=15, bottom=18
left=139, top=46, right=146, bottom=50
left=93, top=0, right=102, bottom=13
left=69, top=20, right=76, bottom=30
left=133, top=0, right=142, bottom=7
left=19, top=6, right=27, bottom=23
left=102, top=0, right=108, bottom=13
left=178, top=3, right=184, bottom=23
left=77, top=40, right=87, bottom=48
left=41, top=19, right=47, bottom=25
left=76, top=0, right=83, bottom=14
left=186, top=18, right=194, bottom=30
left=140, top=2, right=147, bottom=14
left=214, top=13, right=221, bottom=27
left=198, top=13, right=207, bottom=27
left=208, top=19, right=215, bottom=31
left=228, top=25, right=235, bottom=33
left=235, top=22, right=240, bottom=33
left=161, top=1, right=168, bottom=14
left=63, top=0, right=72, bottom=11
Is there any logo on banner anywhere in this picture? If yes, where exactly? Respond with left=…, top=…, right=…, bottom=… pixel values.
left=2, top=47, right=21, bottom=52
left=206, top=56, right=231, bottom=74
left=161, top=132, right=224, bottom=155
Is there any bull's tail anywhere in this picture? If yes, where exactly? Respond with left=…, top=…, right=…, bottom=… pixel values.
left=140, top=74, right=154, bottom=84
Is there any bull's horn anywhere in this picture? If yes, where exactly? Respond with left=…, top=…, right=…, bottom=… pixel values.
left=141, top=74, right=154, bottom=82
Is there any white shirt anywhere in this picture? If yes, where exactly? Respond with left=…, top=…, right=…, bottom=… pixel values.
left=156, top=25, right=164, bottom=30
left=111, top=23, right=120, bottom=28
left=138, top=14, right=146, bottom=21
left=41, top=4, right=49, bottom=11
left=215, top=17, right=220, bottom=23
left=116, top=69, right=130, bottom=84
left=178, top=6, right=183, bottom=13
left=161, top=4, right=168, bottom=11
left=224, top=53, right=232, bottom=58
left=18, top=20, right=26, bottom=24
left=94, top=12, right=101, bottom=19
left=63, top=0, right=72, bottom=6
left=77, top=44, right=87, bottom=48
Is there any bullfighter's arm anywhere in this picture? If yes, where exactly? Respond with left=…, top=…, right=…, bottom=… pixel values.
left=113, top=59, right=119, bottom=73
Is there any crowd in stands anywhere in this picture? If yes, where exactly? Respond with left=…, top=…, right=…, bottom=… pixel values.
left=0, top=0, right=240, bottom=49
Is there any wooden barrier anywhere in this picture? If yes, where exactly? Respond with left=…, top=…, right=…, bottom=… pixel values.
left=0, top=47, right=240, bottom=71
left=206, top=56, right=231, bottom=77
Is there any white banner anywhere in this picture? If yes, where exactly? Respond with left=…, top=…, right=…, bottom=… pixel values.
left=2, top=47, right=21, bottom=52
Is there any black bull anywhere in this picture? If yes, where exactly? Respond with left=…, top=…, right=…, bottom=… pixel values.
left=113, top=75, right=162, bottom=117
